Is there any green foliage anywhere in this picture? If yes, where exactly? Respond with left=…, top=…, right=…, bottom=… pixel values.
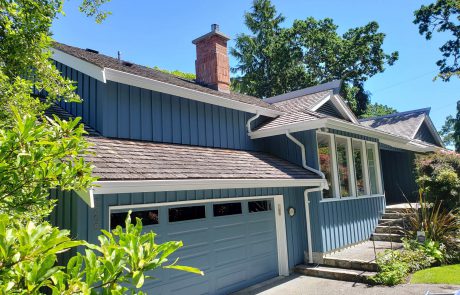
left=414, top=0, right=460, bottom=81
left=231, top=0, right=398, bottom=116
left=0, top=108, right=96, bottom=221
left=79, top=0, right=112, bottom=23
left=415, top=151, right=460, bottom=208
left=440, top=114, right=456, bottom=148
left=455, top=101, right=460, bottom=152
left=360, top=102, right=397, bottom=119
left=371, top=247, right=435, bottom=286
left=402, top=192, right=460, bottom=263
left=153, top=66, right=196, bottom=80
left=0, top=212, right=203, bottom=294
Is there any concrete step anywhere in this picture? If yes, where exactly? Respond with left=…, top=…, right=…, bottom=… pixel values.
left=374, top=225, right=404, bottom=234
left=371, top=233, right=403, bottom=242
left=378, top=218, right=405, bottom=226
left=322, top=257, right=378, bottom=272
left=295, top=264, right=377, bottom=284
left=382, top=212, right=405, bottom=220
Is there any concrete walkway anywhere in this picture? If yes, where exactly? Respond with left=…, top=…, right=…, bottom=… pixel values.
left=235, top=275, right=460, bottom=295
left=324, top=241, right=403, bottom=263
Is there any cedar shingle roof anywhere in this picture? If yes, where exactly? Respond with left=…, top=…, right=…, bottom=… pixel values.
left=52, top=42, right=279, bottom=112
left=85, top=137, right=320, bottom=181
left=255, top=110, right=324, bottom=131
left=272, top=90, right=331, bottom=112
left=359, top=108, right=430, bottom=139
left=46, top=104, right=319, bottom=181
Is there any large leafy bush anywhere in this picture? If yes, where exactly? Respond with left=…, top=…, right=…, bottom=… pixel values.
left=415, top=151, right=460, bottom=209
left=0, top=212, right=202, bottom=294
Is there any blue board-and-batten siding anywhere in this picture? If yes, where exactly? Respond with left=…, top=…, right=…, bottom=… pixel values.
left=259, top=130, right=386, bottom=253
left=309, top=194, right=385, bottom=252
left=51, top=187, right=308, bottom=270
left=53, top=59, right=262, bottom=151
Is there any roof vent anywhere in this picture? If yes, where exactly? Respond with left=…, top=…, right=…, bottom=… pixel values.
left=85, top=48, right=99, bottom=54
left=122, top=61, right=133, bottom=67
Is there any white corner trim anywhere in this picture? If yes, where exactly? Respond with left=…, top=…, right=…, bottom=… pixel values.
left=103, top=68, right=282, bottom=118
left=274, top=195, right=290, bottom=276
left=108, top=194, right=290, bottom=277
left=51, top=48, right=106, bottom=82
left=92, top=179, right=326, bottom=195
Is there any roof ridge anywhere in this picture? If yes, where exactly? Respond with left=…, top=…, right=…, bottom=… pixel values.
left=359, top=107, right=431, bottom=122
left=264, top=80, right=340, bottom=104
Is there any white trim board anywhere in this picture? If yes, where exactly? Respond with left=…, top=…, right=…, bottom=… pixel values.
left=51, top=48, right=106, bottom=82
left=108, top=194, right=290, bottom=277
left=91, top=178, right=326, bottom=195
left=51, top=47, right=282, bottom=118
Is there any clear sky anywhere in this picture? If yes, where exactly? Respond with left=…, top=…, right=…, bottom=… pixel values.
left=52, top=0, right=459, bottom=129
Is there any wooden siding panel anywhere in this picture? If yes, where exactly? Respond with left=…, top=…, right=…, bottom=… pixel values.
left=129, top=86, right=142, bottom=140
left=314, top=196, right=385, bottom=252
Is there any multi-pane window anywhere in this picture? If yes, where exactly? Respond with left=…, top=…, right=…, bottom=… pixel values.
left=335, top=137, right=352, bottom=197
left=367, top=143, right=379, bottom=195
left=110, top=209, right=159, bottom=230
left=317, top=134, right=336, bottom=198
left=317, top=132, right=382, bottom=199
left=352, top=140, right=366, bottom=196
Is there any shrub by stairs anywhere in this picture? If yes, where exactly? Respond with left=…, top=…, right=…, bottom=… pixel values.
left=294, top=205, right=413, bottom=284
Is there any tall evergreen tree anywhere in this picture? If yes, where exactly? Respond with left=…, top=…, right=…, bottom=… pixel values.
left=455, top=101, right=460, bottom=152
left=231, top=0, right=398, bottom=117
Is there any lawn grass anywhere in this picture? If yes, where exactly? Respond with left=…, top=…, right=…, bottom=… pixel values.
left=411, top=264, right=460, bottom=285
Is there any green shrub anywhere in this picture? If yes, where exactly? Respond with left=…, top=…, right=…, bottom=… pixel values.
left=0, top=212, right=203, bottom=294
left=402, top=193, right=460, bottom=263
left=371, top=246, right=435, bottom=286
left=415, top=151, right=460, bottom=209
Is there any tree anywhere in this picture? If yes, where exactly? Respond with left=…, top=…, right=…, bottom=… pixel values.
left=454, top=101, right=460, bottom=152
left=439, top=114, right=456, bottom=147
left=361, top=102, right=397, bottom=119
left=231, top=0, right=399, bottom=116
left=153, top=66, right=196, bottom=80
left=414, top=0, right=460, bottom=81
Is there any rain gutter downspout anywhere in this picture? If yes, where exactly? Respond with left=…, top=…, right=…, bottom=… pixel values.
left=246, top=112, right=260, bottom=133
left=285, top=131, right=328, bottom=264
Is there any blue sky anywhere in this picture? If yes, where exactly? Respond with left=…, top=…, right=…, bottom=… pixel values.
left=52, top=0, right=459, bottom=129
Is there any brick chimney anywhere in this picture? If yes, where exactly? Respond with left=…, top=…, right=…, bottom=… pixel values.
left=192, top=24, right=231, bottom=93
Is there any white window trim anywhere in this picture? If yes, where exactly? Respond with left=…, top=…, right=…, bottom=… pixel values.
left=335, top=135, right=355, bottom=198
left=316, top=131, right=384, bottom=201
left=108, top=195, right=290, bottom=277
left=351, top=138, right=370, bottom=196
left=367, top=142, right=383, bottom=195
left=316, top=132, right=339, bottom=199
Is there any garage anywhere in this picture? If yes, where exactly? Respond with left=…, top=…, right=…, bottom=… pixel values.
left=109, top=196, right=288, bottom=295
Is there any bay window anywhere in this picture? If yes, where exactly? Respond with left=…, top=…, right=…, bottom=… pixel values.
left=316, top=132, right=382, bottom=200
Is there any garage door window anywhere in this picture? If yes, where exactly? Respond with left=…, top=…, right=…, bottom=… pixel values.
left=248, top=200, right=271, bottom=213
left=213, top=202, right=242, bottom=217
left=110, top=209, right=159, bottom=229
left=169, top=205, right=206, bottom=222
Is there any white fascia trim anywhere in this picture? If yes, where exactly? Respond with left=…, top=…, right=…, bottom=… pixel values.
left=422, top=116, right=444, bottom=147
left=331, top=94, right=359, bottom=124
left=249, top=118, right=328, bottom=139
left=104, top=68, right=282, bottom=118
left=310, top=94, right=332, bottom=112
left=51, top=48, right=106, bottom=82
left=75, top=188, right=95, bottom=208
left=92, top=179, right=326, bottom=195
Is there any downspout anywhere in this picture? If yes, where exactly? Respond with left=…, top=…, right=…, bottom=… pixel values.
left=285, top=131, right=328, bottom=264
left=246, top=112, right=260, bottom=133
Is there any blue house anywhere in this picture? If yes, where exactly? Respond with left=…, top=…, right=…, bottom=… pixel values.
left=48, top=25, right=444, bottom=294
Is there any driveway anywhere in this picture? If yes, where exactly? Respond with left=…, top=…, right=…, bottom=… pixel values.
left=234, top=275, right=460, bottom=295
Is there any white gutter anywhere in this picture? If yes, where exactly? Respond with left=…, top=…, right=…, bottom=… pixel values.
left=285, top=131, right=328, bottom=264
left=246, top=112, right=260, bottom=133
